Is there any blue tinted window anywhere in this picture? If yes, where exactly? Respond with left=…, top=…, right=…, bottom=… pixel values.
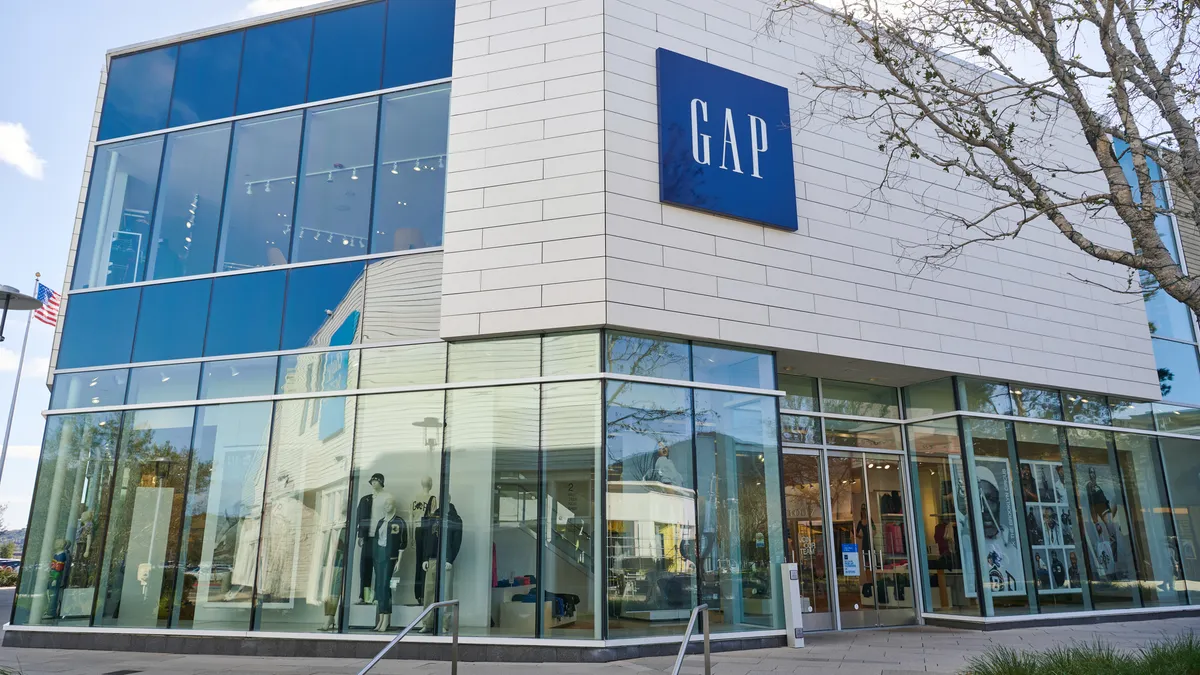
left=217, top=112, right=303, bottom=272
left=292, top=98, right=379, bottom=263
left=50, top=370, right=129, bottom=409
left=132, top=279, right=211, bottom=362
left=126, top=363, right=201, bottom=404
left=277, top=350, right=358, bottom=393
left=308, top=2, right=386, bottom=102
left=200, top=357, right=278, bottom=399
left=169, top=32, right=243, bottom=127
left=281, top=262, right=365, bottom=349
left=99, top=46, right=177, bottom=140
left=59, top=288, right=141, bottom=368
left=1143, top=271, right=1196, bottom=341
left=147, top=125, right=232, bottom=281
left=206, top=270, right=285, bottom=356
left=1154, top=337, right=1200, bottom=404
left=372, top=85, right=449, bottom=252
left=237, top=17, right=312, bottom=115
left=692, top=343, right=774, bottom=389
left=384, top=0, right=454, bottom=87
left=73, top=137, right=165, bottom=289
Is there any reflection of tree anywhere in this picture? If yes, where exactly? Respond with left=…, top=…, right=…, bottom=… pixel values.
left=1012, top=388, right=1061, bottom=418
left=1159, top=368, right=1175, bottom=397
left=605, top=335, right=689, bottom=379
left=660, top=123, right=710, bottom=207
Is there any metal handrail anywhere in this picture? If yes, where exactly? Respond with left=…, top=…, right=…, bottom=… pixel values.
left=670, top=604, right=711, bottom=675
left=358, top=599, right=460, bottom=675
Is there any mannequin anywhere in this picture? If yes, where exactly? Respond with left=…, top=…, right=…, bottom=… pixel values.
left=418, top=498, right=462, bottom=634
left=46, top=538, right=71, bottom=619
left=356, top=473, right=390, bottom=603
left=413, top=479, right=438, bottom=604
left=321, top=531, right=347, bottom=631
left=373, top=495, right=408, bottom=631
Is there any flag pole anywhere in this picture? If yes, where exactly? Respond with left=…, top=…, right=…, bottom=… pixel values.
left=0, top=272, right=38, bottom=493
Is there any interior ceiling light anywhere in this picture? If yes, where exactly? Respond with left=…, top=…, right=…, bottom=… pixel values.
left=326, top=171, right=334, bottom=183
left=351, top=168, right=358, bottom=181
left=413, top=159, right=421, bottom=171
left=438, top=156, right=444, bottom=169
left=342, top=238, right=349, bottom=245
left=327, top=233, right=333, bottom=243
left=246, top=183, right=253, bottom=195
left=391, top=162, right=399, bottom=174
left=265, top=181, right=272, bottom=193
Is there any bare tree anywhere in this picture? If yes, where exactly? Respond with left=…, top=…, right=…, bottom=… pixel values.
left=771, top=0, right=1200, bottom=313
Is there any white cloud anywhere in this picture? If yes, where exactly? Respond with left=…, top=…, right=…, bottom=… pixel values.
left=0, top=349, right=51, bottom=379
left=3, top=445, right=39, bottom=459
left=0, top=121, right=45, bottom=180
left=242, top=0, right=326, bottom=17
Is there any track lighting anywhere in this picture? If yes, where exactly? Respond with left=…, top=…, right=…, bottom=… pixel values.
left=327, top=233, right=333, bottom=243
left=438, top=156, right=444, bottom=169
left=391, top=162, right=399, bottom=174
left=246, top=183, right=253, bottom=195
left=342, top=238, right=349, bottom=245
left=265, top=181, right=271, bottom=193
left=326, top=171, right=334, bottom=183
left=413, top=160, right=421, bottom=171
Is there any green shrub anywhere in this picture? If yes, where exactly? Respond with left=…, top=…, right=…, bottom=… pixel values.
left=963, top=637, right=1200, bottom=675
left=0, top=567, right=16, bottom=587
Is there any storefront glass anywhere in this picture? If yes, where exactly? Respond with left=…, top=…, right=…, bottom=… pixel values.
left=781, top=455, right=831, bottom=629
left=1159, top=437, right=1200, bottom=603
left=1113, top=433, right=1185, bottom=607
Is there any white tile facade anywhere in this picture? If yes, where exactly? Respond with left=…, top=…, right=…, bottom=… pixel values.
left=442, top=0, right=1160, bottom=399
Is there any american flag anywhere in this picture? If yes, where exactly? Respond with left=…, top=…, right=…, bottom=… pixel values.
left=33, top=282, right=60, bottom=327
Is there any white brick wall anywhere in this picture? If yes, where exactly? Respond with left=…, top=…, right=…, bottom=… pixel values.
left=445, top=0, right=1160, bottom=398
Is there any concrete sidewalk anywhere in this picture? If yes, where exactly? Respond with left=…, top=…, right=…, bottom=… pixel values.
left=1, top=615, right=1198, bottom=675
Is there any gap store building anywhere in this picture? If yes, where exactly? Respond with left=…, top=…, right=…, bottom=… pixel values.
left=9, top=0, right=1200, bottom=660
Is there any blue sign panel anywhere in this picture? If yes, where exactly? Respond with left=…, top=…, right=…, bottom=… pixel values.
left=656, top=48, right=798, bottom=231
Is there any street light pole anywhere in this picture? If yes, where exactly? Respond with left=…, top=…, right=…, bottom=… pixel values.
left=0, top=279, right=44, bottom=494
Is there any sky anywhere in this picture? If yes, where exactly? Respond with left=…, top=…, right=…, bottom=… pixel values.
left=0, top=0, right=327, bottom=534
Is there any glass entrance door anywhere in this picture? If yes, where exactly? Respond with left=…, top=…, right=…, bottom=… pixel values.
left=828, top=452, right=918, bottom=628
left=782, top=453, right=834, bottom=631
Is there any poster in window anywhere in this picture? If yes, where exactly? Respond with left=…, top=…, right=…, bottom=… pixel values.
left=1074, top=462, right=1134, bottom=583
left=947, top=456, right=978, bottom=598
left=973, top=457, right=1026, bottom=597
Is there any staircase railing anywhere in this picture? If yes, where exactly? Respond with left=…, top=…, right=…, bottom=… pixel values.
left=357, top=599, right=459, bottom=675
left=670, top=604, right=711, bottom=675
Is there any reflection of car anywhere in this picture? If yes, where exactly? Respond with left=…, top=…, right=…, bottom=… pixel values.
left=0, top=558, right=20, bottom=571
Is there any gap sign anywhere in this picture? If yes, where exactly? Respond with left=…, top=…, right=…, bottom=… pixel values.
left=656, top=49, right=798, bottom=231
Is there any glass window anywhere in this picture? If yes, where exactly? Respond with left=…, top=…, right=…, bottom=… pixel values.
left=146, top=125, right=232, bottom=281
left=1143, top=281, right=1196, bottom=342
left=904, top=378, right=955, bottom=418
left=200, top=357, right=279, bottom=400
left=907, top=419, right=981, bottom=616
left=1063, top=392, right=1111, bottom=425
left=281, top=262, right=365, bottom=350
left=383, top=0, right=455, bottom=88
left=1154, top=403, right=1200, bottom=436
left=962, top=418, right=1030, bottom=615
left=540, top=381, right=602, bottom=638
left=168, top=32, right=243, bottom=127
left=781, top=414, right=821, bottom=445
left=359, top=343, right=447, bottom=388
left=605, top=381, right=696, bottom=638
left=1153, top=338, right=1200, bottom=404
left=205, top=270, right=285, bottom=357
left=73, top=137, right=165, bottom=289
left=443, top=385, right=540, bottom=637
left=308, top=2, right=386, bottom=102
left=255, top=396, right=356, bottom=632
left=344, top=390, right=444, bottom=632
left=781, top=455, right=832, bottom=627
left=1113, top=433, right=1185, bottom=607
left=171, top=402, right=272, bottom=630
left=958, top=379, right=1013, bottom=415
left=1159, top=437, right=1200, bottom=604
left=542, top=332, right=600, bottom=376
left=1064, top=427, right=1139, bottom=609
left=1011, top=386, right=1063, bottom=421
left=58, top=288, right=140, bottom=369
left=277, top=350, right=360, bottom=394
left=126, top=363, right=202, bottom=405
left=1012, top=423, right=1086, bottom=613
left=692, top=343, right=774, bottom=390
left=778, top=374, right=818, bottom=412
left=50, top=370, right=128, bottom=409
left=237, top=17, right=313, bottom=116
left=95, top=407, right=196, bottom=628
left=12, top=413, right=120, bottom=626
left=605, top=332, right=690, bottom=381
left=1111, top=399, right=1155, bottom=430
left=448, top=337, right=540, bottom=382
left=823, top=418, right=902, bottom=450
left=217, top=111, right=304, bottom=272
left=292, top=98, right=379, bottom=263
left=361, top=255, right=442, bottom=343
left=821, top=380, right=900, bottom=418
left=694, top=390, right=785, bottom=631
left=132, top=279, right=211, bottom=362
left=372, top=85, right=450, bottom=253
left=99, top=46, right=177, bottom=140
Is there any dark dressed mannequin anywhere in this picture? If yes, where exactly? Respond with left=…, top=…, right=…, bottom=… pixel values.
left=418, top=501, right=462, bottom=633
left=356, top=473, right=388, bottom=602
left=372, top=495, right=408, bottom=631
